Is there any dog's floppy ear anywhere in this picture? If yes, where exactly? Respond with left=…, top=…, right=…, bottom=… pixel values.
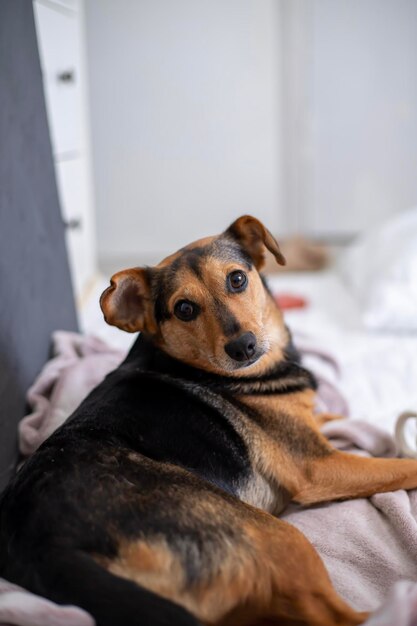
left=226, top=215, right=286, bottom=269
left=100, top=268, right=155, bottom=333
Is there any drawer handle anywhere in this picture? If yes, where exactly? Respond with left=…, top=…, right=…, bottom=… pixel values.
left=63, top=217, right=82, bottom=230
left=57, top=69, right=75, bottom=83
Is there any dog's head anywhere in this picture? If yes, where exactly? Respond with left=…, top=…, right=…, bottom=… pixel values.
left=100, top=216, right=287, bottom=375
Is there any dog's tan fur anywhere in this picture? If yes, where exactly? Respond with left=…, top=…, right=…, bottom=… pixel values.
left=97, top=216, right=417, bottom=626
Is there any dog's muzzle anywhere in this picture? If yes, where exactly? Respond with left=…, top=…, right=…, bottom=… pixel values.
left=224, top=332, right=257, bottom=363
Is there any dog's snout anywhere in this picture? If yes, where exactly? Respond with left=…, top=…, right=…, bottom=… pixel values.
left=224, top=332, right=257, bottom=362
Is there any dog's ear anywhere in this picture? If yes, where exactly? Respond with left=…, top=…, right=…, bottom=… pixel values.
left=226, top=215, right=286, bottom=269
left=100, top=268, right=155, bottom=333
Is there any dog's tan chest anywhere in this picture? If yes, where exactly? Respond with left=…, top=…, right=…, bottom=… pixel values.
left=232, top=390, right=334, bottom=510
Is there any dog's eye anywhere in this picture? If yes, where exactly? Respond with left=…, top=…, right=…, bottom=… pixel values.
left=174, top=300, right=199, bottom=321
left=227, top=270, right=248, bottom=293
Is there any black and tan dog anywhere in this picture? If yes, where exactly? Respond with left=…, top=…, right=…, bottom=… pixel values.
left=1, top=216, right=417, bottom=626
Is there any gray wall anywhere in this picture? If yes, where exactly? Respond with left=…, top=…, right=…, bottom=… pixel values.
left=85, top=0, right=283, bottom=270
left=0, top=0, right=78, bottom=491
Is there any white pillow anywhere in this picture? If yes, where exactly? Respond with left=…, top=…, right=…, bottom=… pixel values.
left=338, top=207, right=417, bottom=332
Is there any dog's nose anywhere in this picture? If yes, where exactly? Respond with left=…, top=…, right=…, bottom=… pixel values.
left=224, top=332, right=257, bottom=362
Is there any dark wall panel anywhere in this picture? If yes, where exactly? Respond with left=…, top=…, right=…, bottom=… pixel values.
left=0, top=0, right=78, bottom=491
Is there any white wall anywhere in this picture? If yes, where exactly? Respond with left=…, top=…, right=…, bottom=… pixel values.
left=85, top=0, right=283, bottom=270
left=283, top=0, right=417, bottom=238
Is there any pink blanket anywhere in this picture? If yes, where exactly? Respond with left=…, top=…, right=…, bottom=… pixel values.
left=284, top=421, right=417, bottom=612
left=2, top=331, right=417, bottom=626
left=0, top=579, right=93, bottom=626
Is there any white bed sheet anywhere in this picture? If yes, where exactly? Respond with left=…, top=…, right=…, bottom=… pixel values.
left=268, top=270, right=417, bottom=436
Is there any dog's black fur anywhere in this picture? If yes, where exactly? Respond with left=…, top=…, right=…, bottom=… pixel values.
left=4, top=217, right=376, bottom=626
left=0, top=325, right=315, bottom=626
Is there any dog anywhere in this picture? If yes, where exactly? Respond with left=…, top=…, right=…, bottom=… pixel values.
left=1, top=215, right=417, bottom=626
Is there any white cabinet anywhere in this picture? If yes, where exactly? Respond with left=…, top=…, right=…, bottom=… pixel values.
left=33, top=1, right=81, bottom=158
left=55, top=157, right=96, bottom=299
left=33, top=0, right=96, bottom=302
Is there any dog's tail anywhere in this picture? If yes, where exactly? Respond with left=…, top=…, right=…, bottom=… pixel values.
left=14, top=547, right=200, bottom=626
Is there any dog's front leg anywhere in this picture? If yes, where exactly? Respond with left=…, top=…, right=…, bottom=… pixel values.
left=294, top=451, right=417, bottom=505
